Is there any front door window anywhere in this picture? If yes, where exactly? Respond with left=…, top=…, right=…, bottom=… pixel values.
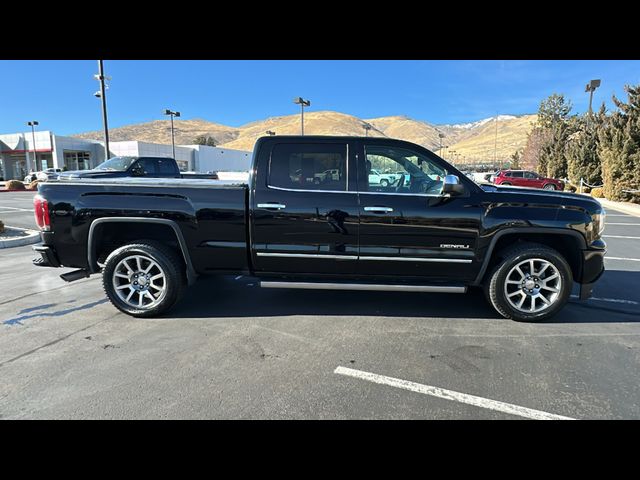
left=362, top=145, right=448, bottom=195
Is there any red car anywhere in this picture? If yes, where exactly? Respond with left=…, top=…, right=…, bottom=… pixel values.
left=493, top=170, right=564, bottom=191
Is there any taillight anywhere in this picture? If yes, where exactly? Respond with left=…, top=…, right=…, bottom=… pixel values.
left=33, top=194, right=51, bottom=231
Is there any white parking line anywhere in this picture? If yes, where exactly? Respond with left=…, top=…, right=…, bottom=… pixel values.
left=604, top=235, right=640, bottom=239
left=605, top=257, right=640, bottom=262
left=606, top=214, right=632, bottom=217
left=590, top=297, right=639, bottom=306
left=607, top=223, right=640, bottom=226
left=0, top=209, right=34, bottom=213
left=334, top=366, right=575, bottom=420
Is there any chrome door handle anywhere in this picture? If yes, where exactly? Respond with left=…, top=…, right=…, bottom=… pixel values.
left=364, top=206, right=393, bottom=213
left=257, top=203, right=286, bottom=210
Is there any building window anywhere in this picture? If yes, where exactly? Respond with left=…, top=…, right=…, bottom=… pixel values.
left=64, top=151, right=91, bottom=171
left=177, top=160, right=189, bottom=172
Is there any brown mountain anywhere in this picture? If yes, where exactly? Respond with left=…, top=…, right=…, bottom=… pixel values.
left=71, top=111, right=537, bottom=164
left=72, top=119, right=240, bottom=147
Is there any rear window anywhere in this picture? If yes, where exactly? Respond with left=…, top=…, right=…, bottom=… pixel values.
left=268, top=143, right=347, bottom=191
left=157, top=158, right=177, bottom=174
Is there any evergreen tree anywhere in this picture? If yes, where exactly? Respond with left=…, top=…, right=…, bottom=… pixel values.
left=536, top=94, right=573, bottom=179
left=509, top=150, right=522, bottom=169
left=194, top=135, right=217, bottom=147
left=598, top=85, right=640, bottom=202
left=520, top=94, right=573, bottom=177
left=565, top=106, right=603, bottom=187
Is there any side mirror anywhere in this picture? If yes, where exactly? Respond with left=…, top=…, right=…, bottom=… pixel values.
left=442, top=174, right=465, bottom=195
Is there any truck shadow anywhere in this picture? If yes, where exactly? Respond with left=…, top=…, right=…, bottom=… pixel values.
left=170, top=269, right=640, bottom=323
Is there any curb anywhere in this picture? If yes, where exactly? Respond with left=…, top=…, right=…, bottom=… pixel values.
left=0, top=227, right=40, bottom=249
left=598, top=198, right=640, bottom=218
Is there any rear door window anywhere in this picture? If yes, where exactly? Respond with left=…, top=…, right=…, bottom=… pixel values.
left=157, top=158, right=177, bottom=175
left=268, top=143, right=347, bottom=191
left=136, top=159, right=158, bottom=175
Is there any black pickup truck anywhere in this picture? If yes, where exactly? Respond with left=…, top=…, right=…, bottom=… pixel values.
left=31, top=136, right=606, bottom=322
left=58, top=156, right=218, bottom=180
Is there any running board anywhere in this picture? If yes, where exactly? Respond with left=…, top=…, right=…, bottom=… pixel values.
left=60, top=269, right=91, bottom=282
left=259, top=281, right=466, bottom=293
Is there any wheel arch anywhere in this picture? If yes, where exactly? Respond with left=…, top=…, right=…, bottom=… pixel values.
left=473, top=228, right=586, bottom=286
left=87, top=217, right=197, bottom=285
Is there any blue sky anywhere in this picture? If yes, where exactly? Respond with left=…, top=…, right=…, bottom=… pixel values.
left=1, top=60, right=639, bottom=135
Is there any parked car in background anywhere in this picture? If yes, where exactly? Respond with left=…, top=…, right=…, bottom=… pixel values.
left=368, top=169, right=404, bottom=187
left=493, top=170, right=564, bottom=191
left=57, top=156, right=217, bottom=180
left=24, top=168, right=63, bottom=182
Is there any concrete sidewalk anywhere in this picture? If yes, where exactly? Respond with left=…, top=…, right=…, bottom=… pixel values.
left=598, top=198, right=640, bottom=217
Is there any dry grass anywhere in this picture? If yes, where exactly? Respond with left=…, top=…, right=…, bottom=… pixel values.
left=71, top=111, right=537, bottom=161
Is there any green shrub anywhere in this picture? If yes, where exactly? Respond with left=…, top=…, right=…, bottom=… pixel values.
left=5, top=180, right=25, bottom=190
left=564, top=184, right=577, bottom=193
left=591, top=187, right=604, bottom=198
left=29, top=179, right=39, bottom=190
left=581, top=187, right=591, bottom=194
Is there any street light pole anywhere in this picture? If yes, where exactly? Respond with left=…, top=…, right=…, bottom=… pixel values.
left=585, top=79, right=601, bottom=125
left=163, top=109, right=181, bottom=159
left=363, top=122, right=372, bottom=137
left=293, top=97, right=311, bottom=135
left=97, top=60, right=110, bottom=160
left=266, top=130, right=276, bottom=136
left=26, top=120, right=39, bottom=172
left=438, top=133, right=445, bottom=155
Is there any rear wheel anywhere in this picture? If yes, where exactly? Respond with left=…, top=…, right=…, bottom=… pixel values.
left=500, top=181, right=511, bottom=186
left=102, top=241, right=186, bottom=317
left=543, top=184, right=556, bottom=190
left=484, top=243, right=572, bottom=322
left=380, top=179, right=389, bottom=187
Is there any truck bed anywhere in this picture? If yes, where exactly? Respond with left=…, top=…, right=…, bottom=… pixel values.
left=38, top=178, right=250, bottom=275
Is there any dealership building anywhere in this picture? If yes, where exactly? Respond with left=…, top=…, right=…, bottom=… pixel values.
left=0, top=130, right=252, bottom=180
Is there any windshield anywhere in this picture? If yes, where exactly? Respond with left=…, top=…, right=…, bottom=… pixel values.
left=94, top=156, right=137, bottom=171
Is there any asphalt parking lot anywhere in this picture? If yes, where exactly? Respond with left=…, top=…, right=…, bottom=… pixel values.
left=1, top=191, right=640, bottom=419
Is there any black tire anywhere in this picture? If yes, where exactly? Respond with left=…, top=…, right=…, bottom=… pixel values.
left=543, top=184, right=556, bottom=190
left=380, top=179, right=389, bottom=187
left=483, top=243, right=572, bottom=322
left=500, top=182, right=512, bottom=186
left=102, top=241, right=186, bottom=318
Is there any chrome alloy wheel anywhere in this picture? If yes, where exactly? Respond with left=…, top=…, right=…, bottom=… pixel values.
left=112, top=254, right=167, bottom=309
left=503, top=258, right=562, bottom=313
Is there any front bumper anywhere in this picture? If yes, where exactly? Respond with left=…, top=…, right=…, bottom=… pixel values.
left=32, top=244, right=61, bottom=268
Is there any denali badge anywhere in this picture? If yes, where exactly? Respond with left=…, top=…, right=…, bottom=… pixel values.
left=440, top=244, right=470, bottom=249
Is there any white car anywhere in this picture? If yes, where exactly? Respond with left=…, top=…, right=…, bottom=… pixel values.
left=24, top=168, right=63, bottom=182
left=368, top=169, right=402, bottom=187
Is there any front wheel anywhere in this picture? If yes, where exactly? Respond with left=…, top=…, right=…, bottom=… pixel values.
left=380, top=179, right=389, bottom=187
left=543, top=184, right=556, bottom=190
left=484, top=244, right=572, bottom=322
left=102, top=241, right=186, bottom=317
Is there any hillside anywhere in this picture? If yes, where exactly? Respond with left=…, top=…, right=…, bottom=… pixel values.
left=72, top=119, right=240, bottom=146
left=220, top=111, right=386, bottom=151
left=366, top=116, right=442, bottom=150
left=434, top=114, right=537, bottom=163
left=71, top=111, right=538, bottom=165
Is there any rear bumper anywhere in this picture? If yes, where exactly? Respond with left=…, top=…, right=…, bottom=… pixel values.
left=32, top=244, right=61, bottom=268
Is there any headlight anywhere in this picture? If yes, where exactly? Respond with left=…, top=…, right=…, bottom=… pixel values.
left=592, top=210, right=606, bottom=236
